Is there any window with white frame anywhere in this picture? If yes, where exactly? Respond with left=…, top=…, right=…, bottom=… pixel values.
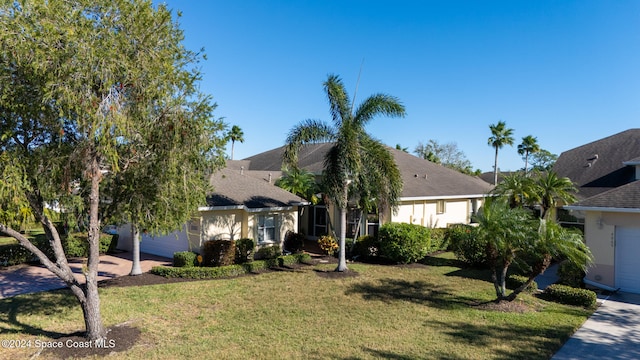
left=257, top=214, right=276, bottom=244
left=436, top=200, right=446, bottom=214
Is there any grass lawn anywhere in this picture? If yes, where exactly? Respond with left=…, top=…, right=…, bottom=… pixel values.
left=0, top=252, right=592, bottom=359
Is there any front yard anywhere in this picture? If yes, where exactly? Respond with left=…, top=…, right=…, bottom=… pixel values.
left=0, top=252, right=591, bottom=359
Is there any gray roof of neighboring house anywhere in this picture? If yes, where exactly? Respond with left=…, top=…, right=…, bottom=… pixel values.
left=243, top=143, right=493, bottom=199
left=553, top=129, right=640, bottom=201
left=570, top=180, right=640, bottom=209
left=206, top=167, right=307, bottom=209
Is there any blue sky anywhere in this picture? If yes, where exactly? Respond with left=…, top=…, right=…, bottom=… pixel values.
left=160, top=0, right=640, bottom=172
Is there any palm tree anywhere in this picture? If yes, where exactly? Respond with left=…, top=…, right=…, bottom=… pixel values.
left=518, top=135, right=540, bottom=174
left=283, top=74, right=405, bottom=272
left=226, top=125, right=244, bottom=160
left=276, top=167, right=319, bottom=204
left=532, top=171, right=577, bottom=220
left=487, top=121, right=515, bottom=185
left=490, top=172, right=535, bottom=209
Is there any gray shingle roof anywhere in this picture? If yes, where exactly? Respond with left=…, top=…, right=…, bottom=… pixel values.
left=206, top=168, right=307, bottom=209
left=553, top=129, right=640, bottom=201
left=243, top=143, right=492, bottom=199
left=571, top=180, right=640, bottom=209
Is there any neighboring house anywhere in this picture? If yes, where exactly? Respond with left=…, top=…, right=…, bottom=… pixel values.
left=557, top=129, right=640, bottom=293
left=243, top=143, right=493, bottom=239
left=116, top=166, right=308, bottom=258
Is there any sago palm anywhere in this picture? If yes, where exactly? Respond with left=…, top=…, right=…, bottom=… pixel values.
left=283, top=74, right=405, bottom=271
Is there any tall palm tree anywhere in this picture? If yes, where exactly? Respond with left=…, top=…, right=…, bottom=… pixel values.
left=227, top=125, right=244, bottom=160
left=487, top=121, right=515, bottom=185
left=283, top=74, right=405, bottom=272
left=533, top=171, right=577, bottom=220
left=518, top=135, right=540, bottom=174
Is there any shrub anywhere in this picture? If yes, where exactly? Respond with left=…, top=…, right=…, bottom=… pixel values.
left=351, top=235, right=379, bottom=260
left=202, top=240, right=236, bottom=267
left=429, top=228, right=448, bottom=252
left=235, top=238, right=255, bottom=264
left=544, top=284, right=597, bottom=308
left=447, top=224, right=486, bottom=267
left=378, top=223, right=430, bottom=264
left=506, top=274, right=538, bottom=293
left=557, top=260, right=585, bottom=288
left=151, top=253, right=312, bottom=279
left=173, top=251, right=197, bottom=268
left=63, top=232, right=116, bottom=258
left=283, top=231, right=305, bottom=254
left=317, top=235, right=338, bottom=256
left=0, top=234, right=54, bottom=266
left=254, top=245, right=281, bottom=260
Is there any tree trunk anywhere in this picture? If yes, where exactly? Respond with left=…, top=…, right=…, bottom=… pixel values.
left=524, top=151, right=529, bottom=174
left=84, top=155, right=107, bottom=340
left=493, top=146, right=499, bottom=185
left=335, top=183, right=348, bottom=272
left=130, top=223, right=142, bottom=276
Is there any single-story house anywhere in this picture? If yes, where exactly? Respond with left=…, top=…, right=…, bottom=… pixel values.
left=116, top=166, right=309, bottom=258
left=243, top=143, right=493, bottom=239
left=557, top=129, right=640, bottom=293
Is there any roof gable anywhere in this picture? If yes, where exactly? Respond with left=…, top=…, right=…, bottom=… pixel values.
left=206, top=168, right=306, bottom=209
left=553, top=129, right=640, bottom=200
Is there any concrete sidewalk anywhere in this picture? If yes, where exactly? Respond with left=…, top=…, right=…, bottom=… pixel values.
left=551, top=292, right=640, bottom=359
left=0, top=252, right=171, bottom=299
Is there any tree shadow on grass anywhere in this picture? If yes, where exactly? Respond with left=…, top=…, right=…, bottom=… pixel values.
left=423, top=319, right=575, bottom=360
left=345, top=278, right=478, bottom=310
left=420, top=254, right=467, bottom=268
left=0, top=288, right=78, bottom=338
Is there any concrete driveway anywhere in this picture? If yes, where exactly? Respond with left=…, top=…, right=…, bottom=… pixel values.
left=0, top=252, right=171, bottom=299
left=552, top=291, right=640, bottom=360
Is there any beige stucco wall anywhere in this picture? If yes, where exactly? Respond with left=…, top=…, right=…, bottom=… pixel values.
left=583, top=211, right=640, bottom=288
left=390, top=199, right=475, bottom=228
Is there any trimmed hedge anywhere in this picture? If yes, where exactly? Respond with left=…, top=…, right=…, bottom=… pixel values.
left=283, top=231, right=305, bottom=254
left=173, top=251, right=198, bottom=268
left=447, top=224, right=486, bottom=267
left=63, top=233, right=117, bottom=258
left=351, top=235, right=379, bottom=260
left=254, top=245, right=282, bottom=260
left=429, top=228, right=449, bottom=252
left=0, top=234, right=54, bottom=266
left=544, top=284, right=597, bottom=308
left=202, top=240, right=236, bottom=267
left=378, top=223, right=430, bottom=264
left=557, top=260, right=585, bottom=288
left=235, top=238, right=255, bottom=264
left=506, top=274, right=538, bottom=293
left=151, top=253, right=312, bottom=279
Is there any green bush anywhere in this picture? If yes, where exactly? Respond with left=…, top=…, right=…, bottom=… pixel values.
left=254, top=245, right=282, bottom=260
left=235, top=238, right=255, bottom=264
left=351, top=235, right=379, bottom=260
left=63, top=232, right=116, bottom=258
left=283, top=231, right=305, bottom=254
left=202, top=240, right=236, bottom=267
left=506, top=274, right=538, bottom=293
left=447, top=224, right=486, bottom=267
left=151, top=253, right=312, bottom=279
left=544, top=284, right=597, bottom=308
left=173, top=251, right=197, bottom=268
left=378, top=223, right=430, bottom=264
left=0, top=234, right=54, bottom=266
left=557, top=260, right=585, bottom=288
left=429, top=228, right=448, bottom=252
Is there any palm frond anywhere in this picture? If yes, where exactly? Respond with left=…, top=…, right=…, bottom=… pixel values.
left=353, top=93, right=406, bottom=127
left=324, top=74, right=351, bottom=126
left=283, top=119, right=335, bottom=168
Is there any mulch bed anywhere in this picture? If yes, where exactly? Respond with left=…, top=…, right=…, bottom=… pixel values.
left=42, top=322, right=140, bottom=359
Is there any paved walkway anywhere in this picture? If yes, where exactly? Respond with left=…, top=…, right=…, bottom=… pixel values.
left=551, top=291, right=640, bottom=360
left=0, top=252, right=171, bottom=299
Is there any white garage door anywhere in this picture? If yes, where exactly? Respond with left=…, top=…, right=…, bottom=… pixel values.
left=140, top=229, right=189, bottom=259
left=615, top=226, right=640, bottom=294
